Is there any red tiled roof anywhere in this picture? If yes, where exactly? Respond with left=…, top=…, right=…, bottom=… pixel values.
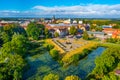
left=115, top=70, right=120, bottom=74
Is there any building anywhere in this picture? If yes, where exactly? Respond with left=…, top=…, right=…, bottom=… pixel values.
left=0, top=20, right=18, bottom=26
left=19, top=21, right=30, bottom=29
left=63, top=19, right=72, bottom=24
left=115, top=70, right=120, bottom=76
left=103, top=28, right=120, bottom=39
left=102, top=25, right=112, bottom=29
left=87, top=31, right=106, bottom=39
left=103, top=28, right=115, bottom=36
left=112, top=30, right=120, bottom=39
left=78, top=21, right=83, bottom=24
left=45, top=23, right=78, bottom=37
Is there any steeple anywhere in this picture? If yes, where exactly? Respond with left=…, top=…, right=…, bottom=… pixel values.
left=52, top=15, right=56, bottom=23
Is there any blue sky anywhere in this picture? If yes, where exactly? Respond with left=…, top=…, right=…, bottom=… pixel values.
left=0, top=0, right=120, bottom=18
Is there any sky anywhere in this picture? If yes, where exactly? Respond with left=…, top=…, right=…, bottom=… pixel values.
left=0, top=0, right=120, bottom=18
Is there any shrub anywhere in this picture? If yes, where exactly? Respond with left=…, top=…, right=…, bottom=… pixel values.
left=65, top=75, right=81, bottom=80
left=50, top=49, right=59, bottom=60
left=44, top=44, right=54, bottom=51
left=70, top=54, right=80, bottom=63
left=43, top=73, right=59, bottom=80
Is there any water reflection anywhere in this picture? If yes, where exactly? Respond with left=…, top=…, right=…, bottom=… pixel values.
left=23, top=47, right=105, bottom=80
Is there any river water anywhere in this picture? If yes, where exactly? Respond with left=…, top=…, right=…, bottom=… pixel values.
left=23, top=47, right=105, bottom=80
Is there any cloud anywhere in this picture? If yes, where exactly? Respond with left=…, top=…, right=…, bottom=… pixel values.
left=0, top=4, right=120, bottom=18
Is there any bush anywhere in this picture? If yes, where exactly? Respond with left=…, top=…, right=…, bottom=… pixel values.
left=65, top=75, right=81, bottom=80
left=43, top=73, right=59, bottom=80
left=83, top=31, right=89, bottom=40
left=70, top=54, right=80, bottom=64
left=50, top=49, right=59, bottom=60
left=44, top=44, right=54, bottom=51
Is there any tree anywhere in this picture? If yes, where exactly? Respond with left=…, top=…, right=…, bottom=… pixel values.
left=65, top=75, right=81, bottom=80
left=43, top=73, right=59, bottom=80
left=50, top=49, right=59, bottom=60
left=54, top=32, right=59, bottom=37
left=1, top=34, right=28, bottom=57
left=112, top=25, right=120, bottom=29
left=13, top=70, right=21, bottom=80
left=90, top=25, right=96, bottom=31
left=96, top=26, right=103, bottom=31
left=44, top=28, right=50, bottom=38
left=0, top=24, right=27, bottom=43
left=83, top=31, right=89, bottom=40
left=69, top=26, right=77, bottom=35
left=70, top=54, right=80, bottom=64
left=88, top=46, right=120, bottom=79
left=0, top=53, right=26, bottom=80
left=26, top=22, right=45, bottom=40
left=44, top=44, right=54, bottom=51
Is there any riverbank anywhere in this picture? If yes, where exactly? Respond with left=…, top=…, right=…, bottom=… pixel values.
left=23, top=46, right=105, bottom=80
left=87, top=42, right=120, bottom=80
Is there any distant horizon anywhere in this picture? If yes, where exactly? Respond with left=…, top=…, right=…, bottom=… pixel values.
left=1, top=17, right=120, bottom=20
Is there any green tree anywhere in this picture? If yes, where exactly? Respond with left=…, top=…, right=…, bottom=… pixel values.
left=65, top=75, right=81, bottom=80
left=44, top=28, right=50, bottom=38
left=96, top=26, right=103, bottom=31
left=0, top=24, right=27, bottom=43
left=70, top=54, right=80, bottom=64
left=88, top=46, right=120, bottom=79
left=90, top=25, right=97, bottom=31
left=1, top=34, right=28, bottom=57
left=0, top=53, right=26, bottom=80
left=54, top=32, right=59, bottom=37
left=43, top=73, right=59, bottom=80
left=13, top=70, right=21, bottom=80
left=83, top=31, right=89, bottom=40
left=26, top=22, right=45, bottom=40
left=112, top=25, right=120, bottom=29
left=69, top=26, right=77, bottom=35
left=50, top=49, right=59, bottom=60
left=44, top=44, right=54, bottom=51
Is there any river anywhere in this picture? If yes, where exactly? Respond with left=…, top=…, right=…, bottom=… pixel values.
left=23, top=47, right=105, bottom=80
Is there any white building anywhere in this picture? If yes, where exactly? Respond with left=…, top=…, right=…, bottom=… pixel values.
left=78, top=21, right=83, bottom=24
left=63, top=19, right=71, bottom=24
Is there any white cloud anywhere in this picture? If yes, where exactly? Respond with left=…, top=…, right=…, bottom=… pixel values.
left=0, top=4, right=120, bottom=18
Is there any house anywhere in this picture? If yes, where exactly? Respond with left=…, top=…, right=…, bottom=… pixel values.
left=102, top=25, right=112, bottom=29
left=115, top=70, right=120, bottom=76
left=112, top=30, right=120, bottom=39
left=56, top=28, right=68, bottom=37
left=73, top=20, right=77, bottom=24
left=78, top=21, right=83, bottom=24
left=49, top=29, right=56, bottom=37
left=63, top=19, right=72, bottom=24
left=103, top=28, right=120, bottom=38
left=0, top=20, right=18, bottom=26
left=19, top=21, right=30, bottom=29
left=103, top=28, right=115, bottom=36
left=87, top=31, right=105, bottom=39
left=78, top=24, right=86, bottom=31
left=45, top=23, right=72, bottom=37
left=85, top=24, right=90, bottom=31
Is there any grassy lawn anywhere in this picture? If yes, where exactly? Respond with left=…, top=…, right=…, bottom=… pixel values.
left=45, top=39, right=66, bottom=54
left=45, top=38, right=99, bottom=63
left=62, top=41, right=98, bottom=62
